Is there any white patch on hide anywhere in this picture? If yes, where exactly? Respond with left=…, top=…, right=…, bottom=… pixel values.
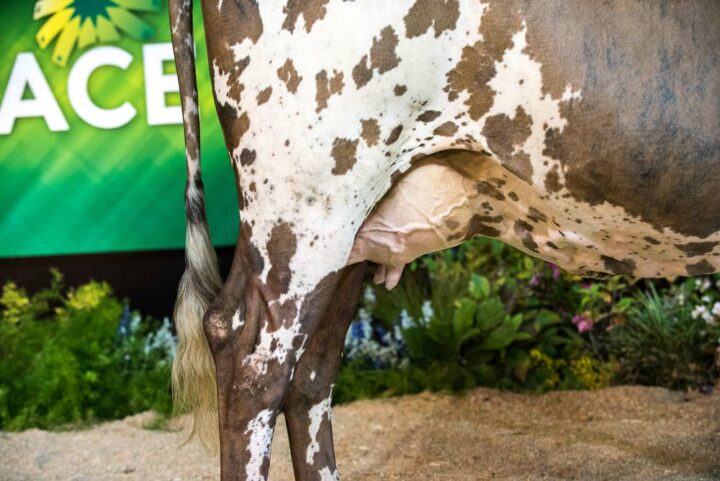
left=482, top=24, right=581, bottom=188
left=231, top=308, right=244, bottom=331
left=306, top=386, right=334, bottom=465
left=244, top=409, right=274, bottom=481
left=243, top=317, right=307, bottom=375
left=319, top=466, right=341, bottom=481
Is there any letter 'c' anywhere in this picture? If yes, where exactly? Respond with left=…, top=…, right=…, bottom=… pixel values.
left=67, top=46, right=137, bottom=129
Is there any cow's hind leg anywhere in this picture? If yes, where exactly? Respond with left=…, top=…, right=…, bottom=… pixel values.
left=283, top=263, right=367, bottom=481
left=203, top=256, right=282, bottom=481
left=203, top=231, right=357, bottom=481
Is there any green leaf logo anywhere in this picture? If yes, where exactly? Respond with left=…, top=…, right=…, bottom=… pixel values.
left=34, top=0, right=162, bottom=67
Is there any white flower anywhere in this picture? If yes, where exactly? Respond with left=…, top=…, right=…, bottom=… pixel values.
left=712, top=302, right=720, bottom=318
left=362, top=285, right=376, bottom=305
left=357, top=307, right=372, bottom=325
left=421, top=300, right=434, bottom=326
left=676, top=292, right=686, bottom=306
left=400, top=309, right=415, bottom=330
left=692, top=305, right=709, bottom=320
left=142, top=317, right=178, bottom=359
left=702, top=295, right=712, bottom=304
left=344, top=312, right=406, bottom=368
left=129, top=313, right=142, bottom=336
left=393, top=325, right=403, bottom=343
left=696, top=278, right=712, bottom=292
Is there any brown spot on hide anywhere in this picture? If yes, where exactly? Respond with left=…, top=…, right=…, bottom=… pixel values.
left=385, top=125, right=403, bottom=145
left=352, top=26, right=401, bottom=89
left=370, top=26, right=400, bottom=74
left=527, top=207, right=548, bottom=223
left=514, top=220, right=539, bottom=252
left=444, top=2, right=523, bottom=120
left=240, top=148, right=256, bottom=166
left=277, top=59, right=302, bottom=93
left=316, top=70, right=344, bottom=112
left=404, top=0, right=460, bottom=38
left=256, top=86, right=272, bottom=105
left=417, top=110, right=442, bottom=122
left=477, top=215, right=503, bottom=224
left=266, top=223, right=297, bottom=296
left=676, top=241, right=718, bottom=257
left=466, top=215, right=501, bottom=239
left=686, top=259, right=715, bottom=276
left=545, top=164, right=562, bottom=193
left=216, top=105, right=250, bottom=154
left=601, top=256, right=636, bottom=276
left=331, top=138, right=359, bottom=175
left=515, top=220, right=534, bottom=233
left=434, top=121, right=458, bottom=137
left=483, top=106, right=533, bottom=184
left=361, top=119, right=381, bottom=147
left=269, top=299, right=299, bottom=331
left=445, top=219, right=460, bottom=230
left=476, top=181, right=505, bottom=201
left=282, top=0, right=329, bottom=33
left=352, top=55, right=373, bottom=89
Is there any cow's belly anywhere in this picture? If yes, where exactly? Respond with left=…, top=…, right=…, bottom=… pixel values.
left=349, top=150, right=720, bottom=288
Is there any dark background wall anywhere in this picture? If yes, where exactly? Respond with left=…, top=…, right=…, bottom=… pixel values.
left=0, top=247, right=236, bottom=319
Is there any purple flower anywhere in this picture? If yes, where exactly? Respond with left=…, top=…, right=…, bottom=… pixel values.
left=550, top=264, right=562, bottom=280
left=699, top=385, right=713, bottom=395
left=529, top=274, right=541, bottom=287
left=572, top=314, right=593, bottom=333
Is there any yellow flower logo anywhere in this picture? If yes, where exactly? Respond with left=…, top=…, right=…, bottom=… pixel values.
left=34, top=0, right=162, bottom=67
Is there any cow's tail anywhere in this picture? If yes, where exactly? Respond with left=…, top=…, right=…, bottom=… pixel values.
left=169, top=0, right=222, bottom=452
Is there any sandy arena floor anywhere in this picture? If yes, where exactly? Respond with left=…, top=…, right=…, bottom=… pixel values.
left=1, top=386, right=719, bottom=481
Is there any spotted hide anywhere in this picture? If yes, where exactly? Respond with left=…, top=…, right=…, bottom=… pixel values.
left=169, top=1, right=720, bottom=480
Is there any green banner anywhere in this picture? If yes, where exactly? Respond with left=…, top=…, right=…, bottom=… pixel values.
left=0, top=1, right=236, bottom=258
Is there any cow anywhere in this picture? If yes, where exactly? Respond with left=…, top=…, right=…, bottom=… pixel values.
left=167, top=1, right=720, bottom=480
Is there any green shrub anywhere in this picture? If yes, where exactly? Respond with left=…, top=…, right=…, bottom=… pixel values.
left=340, top=238, right=615, bottom=399
left=0, top=270, right=174, bottom=431
left=340, top=238, right=720, bottom=401
left=609, top=281, right=720, bottom=389
left=3, top=242, right=718, bottom=430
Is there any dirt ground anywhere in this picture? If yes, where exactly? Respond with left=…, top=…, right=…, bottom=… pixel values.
left=1, top=386, right=719, bottom=481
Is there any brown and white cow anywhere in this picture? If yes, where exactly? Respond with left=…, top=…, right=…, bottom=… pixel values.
left=168, top=1, right=720, bottom=480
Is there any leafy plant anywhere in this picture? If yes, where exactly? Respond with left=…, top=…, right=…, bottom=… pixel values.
left=608, top=283, right=720, bottom=390
left=344, top=238, right=595, bottom=395
left=0, top=270, right=174, bottom=431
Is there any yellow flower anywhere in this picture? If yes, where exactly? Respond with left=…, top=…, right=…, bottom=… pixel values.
left=530, top=349, right=564, bottom=389
left=570, top=356, right=613, bottom=390
left=66, top=282, right=112, bottom=310
left=1, top=282, right=30, bottom=324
